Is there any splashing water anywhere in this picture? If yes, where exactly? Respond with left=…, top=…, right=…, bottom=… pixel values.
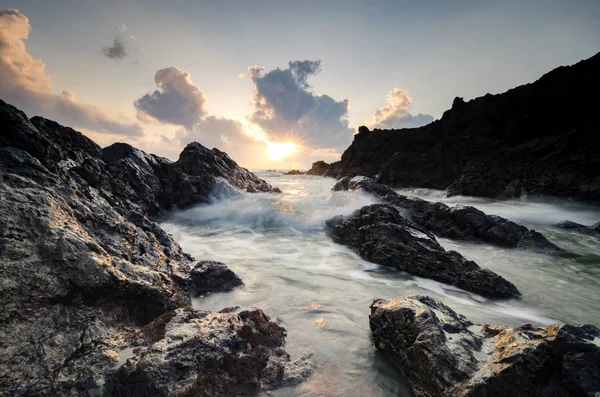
left=161, top=172, right=600, bottom=396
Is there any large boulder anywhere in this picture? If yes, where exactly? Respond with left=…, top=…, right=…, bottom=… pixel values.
left=106, top=308, right=312, bottom=397
left=327, top=204, right=520, bottom=298
left=369, top=295, right=600, bottom=397
left=336, top=176, right=563, bottom=252
left=0, top=100, right=298, bottom=396
left=556, top=220, right=600, bottom=236
left=308, top=52, right=600, bottom=201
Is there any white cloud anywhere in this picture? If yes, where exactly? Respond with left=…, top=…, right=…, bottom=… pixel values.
left=372, top=87, right=434, bottom=129
left=0, top=9, right=143, bottom=137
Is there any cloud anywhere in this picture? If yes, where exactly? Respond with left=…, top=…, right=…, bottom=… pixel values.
left=0, top=8, right=143, bottom=137
left=134, top=67, right=207, bottom=129
left=236, top=72, right=245, bottom=79
left=248, top=60, right=353, bottom=149
left=372, top=87, right=434, bottom=129
left=102, top=36, right=128, bottom=60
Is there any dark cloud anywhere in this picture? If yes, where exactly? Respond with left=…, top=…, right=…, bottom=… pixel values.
left=0, top=9, right=144, bottom=137
left=134, top=67, right=207, bottom=129
left=249, top=60, right=353, bottom=149
left=102, top=36, right=128, bottom=60
left=372, top=88, right=434, bottom=129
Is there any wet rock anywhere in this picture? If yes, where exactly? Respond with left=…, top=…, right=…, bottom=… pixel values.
left=335, top=176, right=563, bottom=252
left=556, top=220, right=600, bottom=236
left=369, top=295, right=600, bottom=397
left=0, top=99, right=297, bottom=396
left=327, top=204, right=520, bottom=298
left=307, top=52, right=600, bottom=201
left=188, top=261, right=244, bottom=296
left=285, top=169, right=305, bottom=175
left=107, top=308, right=312, bottom=397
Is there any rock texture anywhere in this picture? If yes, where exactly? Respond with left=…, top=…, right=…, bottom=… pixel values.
left=0, top=100, right=300, bottom=396
left=334, top=176, right=563, bottom=252
left=106, top=308, right=312, bottom=397
left=327, top=204, right=520, bottom=298
left=369, top=295, right=600, bottom=397
left=309, top=52, right=600, bottom=201
left=556, top=220, right=600, bottom=236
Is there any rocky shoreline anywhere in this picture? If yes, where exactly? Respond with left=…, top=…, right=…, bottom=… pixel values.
left=308, top=52, right=600, bottom=202
left=0, top=99, right=310, bottom=396
left=370, top=295, right=600, bottom=397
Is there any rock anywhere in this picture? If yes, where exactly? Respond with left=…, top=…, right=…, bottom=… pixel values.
left=0, top=100, right=298, bottom=396
left=336, top=176, right=563, bottom=252
left=188, top=261, right=244, bottom=296
left=285, top=169, right=304, bottom=175
left=327, top=204, right=520, bottom=298
left=106, top=308, right=312, bottom=397
left=306, top=160, right=331, bottom=175
left=369, top=295, right=600, bottom=397
left=307, top=52, right=600, bottom=201
left=556, top=220, right=600, bottom=236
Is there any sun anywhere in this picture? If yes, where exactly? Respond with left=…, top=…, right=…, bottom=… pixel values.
left=267, top=141, right=297, bottom=159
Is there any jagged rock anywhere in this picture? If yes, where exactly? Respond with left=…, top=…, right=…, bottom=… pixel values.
left=308, top=52, right=600, bottom=202
left=556, top=220, right=600, bottom=236
left=335, top=176, right=563, bottom=252
left=106, top=308, right=312, bottom=397
left=284, top=169, right=304, bottom=175
left=0, top=100, right=297, bottom=396
left=327, top=204, right=520, bottom=298
left=188, top=261, right=244, bottom=296
left=369, top=295, right=600, bottom=397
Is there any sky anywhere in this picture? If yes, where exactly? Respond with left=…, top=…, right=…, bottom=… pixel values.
left=1, top=0, right=599, bottom=169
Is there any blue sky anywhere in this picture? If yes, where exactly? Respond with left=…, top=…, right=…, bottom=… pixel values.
left=1, top=0, right=599, bottom=168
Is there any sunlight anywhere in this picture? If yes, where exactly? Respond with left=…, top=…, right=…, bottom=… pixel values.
left=267, top=141, right=297, bottom=159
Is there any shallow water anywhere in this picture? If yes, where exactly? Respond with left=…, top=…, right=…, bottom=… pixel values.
left=161, top=172, right=600, bottom=396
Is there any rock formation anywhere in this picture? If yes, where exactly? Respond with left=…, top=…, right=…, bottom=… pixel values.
left=309, top=52, right=600, bottom=201
left=327, top=204, right=520, bottom=298
left=369, top=295, right=600, bottom=397
left=0, top=99, right=303, bottom=396
left=285, top=169, right=305, bottom=175
left=333, top=176, right=563, bottom=252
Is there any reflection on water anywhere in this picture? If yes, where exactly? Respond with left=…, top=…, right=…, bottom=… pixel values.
left=161, top=172, right=600, bottom=396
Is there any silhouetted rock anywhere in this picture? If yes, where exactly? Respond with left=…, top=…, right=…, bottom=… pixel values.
left=308, top=52, right=600, bottom=201
left=370, top=295, right=600, bottom=397
left=285, top=169, right=304, bottom=175
left=335, top=176, right=563, bottom=252
left=327, top=204, right=520, bottom=298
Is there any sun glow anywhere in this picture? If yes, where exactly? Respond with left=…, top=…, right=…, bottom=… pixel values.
left=267, top=141, right=297, bottom=159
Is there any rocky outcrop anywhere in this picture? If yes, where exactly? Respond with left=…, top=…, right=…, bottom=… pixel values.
left=0, top=100, right=300, bottom=396
left=556, top=220, right=600, bottom=236
left=106, top=308, right=312, bottom=397
left=369, top=295, right=600, bottom=397
left=1, top=100, right=278, bottom=217
left=334, top=176, right=563, bottom=252
left=306, top=160, right=330, bottom=175
left=308, top=52, right=600, bottom=201
left=285, top=169, right=305, bottom=175
left=327, top=204, right=520, bottom=298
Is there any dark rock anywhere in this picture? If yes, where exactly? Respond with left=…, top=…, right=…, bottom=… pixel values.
left=106, top=308, right=312, bottom=397
left=369, top=295, right=600, bottom=397
left=306, top=160, right=330, bottom=175
left=0, top=100, right=298, bottom=396
left=308, top=52, right=600, bottom=201
left=285, top=169, right=304, bottom=175
left=336, top=176, right=563, bottom=252
left=556, top=220, right=600, bottom=236
left=327, top=204, right=520, bottom=298
left=189, top=261, right=244, bottom=296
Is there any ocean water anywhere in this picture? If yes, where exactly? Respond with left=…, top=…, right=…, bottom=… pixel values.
left=160, top=172, right=600, bottom=397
